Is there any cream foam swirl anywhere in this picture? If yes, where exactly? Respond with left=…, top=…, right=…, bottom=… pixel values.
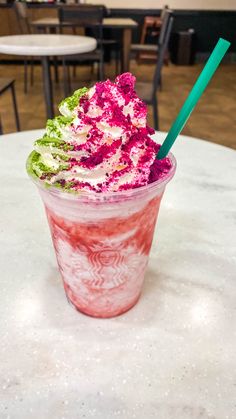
left=27, top=73, right=171, bottom=192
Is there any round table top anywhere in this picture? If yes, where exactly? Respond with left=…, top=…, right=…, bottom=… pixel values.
left=0, top=130, right=236, bottom=419
left=0, top=35, right=97, bottom=57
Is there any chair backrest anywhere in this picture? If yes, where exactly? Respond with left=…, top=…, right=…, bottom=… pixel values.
left=58, top=4, right=104, bottom=27
left=152, top=14, right=174, bottom=96
left=158, top=8, right=172, bottom=47
left=160, top=5, right=169, bottom=20
left=58, top=4, right=104, bottom=45
left=14, top=2, right=31, bottom=34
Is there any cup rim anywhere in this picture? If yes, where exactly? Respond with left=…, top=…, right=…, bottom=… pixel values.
left=27, top=152, right=177, bottom=202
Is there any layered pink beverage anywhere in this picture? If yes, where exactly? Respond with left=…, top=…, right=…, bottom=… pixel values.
left=27, top=73, right=176, bottom=317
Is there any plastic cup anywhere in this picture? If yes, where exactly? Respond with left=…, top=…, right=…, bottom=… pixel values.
left=29, top=153, right=176, bottom=318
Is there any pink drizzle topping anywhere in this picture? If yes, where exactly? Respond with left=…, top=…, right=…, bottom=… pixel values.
left=50, top=73, right=172, bottom=192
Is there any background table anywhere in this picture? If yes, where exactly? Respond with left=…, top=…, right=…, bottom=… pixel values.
left=0, top=35, right=96, bottom=119
left=31, top=17, right=138, bottom=73
left=0, top=130, right=235, bottom=419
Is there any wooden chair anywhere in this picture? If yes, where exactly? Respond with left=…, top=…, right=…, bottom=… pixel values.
left=58, top=5, right=105, bottom=95
left=135, top=15, right=174, bottom=130
left=0, top=78, right=20, bottom=134
left=132, top=5, right=170, bottom=64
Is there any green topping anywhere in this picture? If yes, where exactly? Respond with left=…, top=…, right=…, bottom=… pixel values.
left=34, top=136, right=74, bottom=153
left=46, top=115, right=73, bottom=139
left=26, top=150, right=69, bottom=178
left=35, top=136, right=63, bottom=147
left=27, top=86, right=90, bottom=187
left=51, top=153, right=70, bottom=162
left=26, top=151, right=54, bottom=178
left=59, top=87, right=88, bottom=112
left=54, top=181, right=76, bottom=191
left=26, top=151, right=39, bottom=179
left=64, top=181, right=76, bottom=190
left=62, top=143, right=74, bottom=151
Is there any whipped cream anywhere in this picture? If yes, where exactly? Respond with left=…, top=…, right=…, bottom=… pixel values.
left=27, top=73, right=172, bottom=193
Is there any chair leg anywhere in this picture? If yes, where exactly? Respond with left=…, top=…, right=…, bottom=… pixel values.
left=30, top=58, right=34, bottom=87
left=53, top=57, right=59, bottom=83
left=67, top=66, right=71, bottom=94
left=10, top=82, right=20, bottom=132
left=98, top=52, right=104, bottom=81
left=115, top=48, right=120, bottom=76
left=63, top=59, right=71, bottom=96
left=0, top=116, right=3, bottom=135
left=98, top=63, right=102, bottom=81
left=159, top=73, right=162, bottom=91
left=98, top=62, right=104, bottom=81
left=63, top=59, right=67, bottom=96
left=73, top=65, right=76, bottom=78
left=24, top=59, right=28, bottom=94
left=91, top=63, right=95, bottom=77
left=71, top=28, right=77, bottom=79
left=152, top=95, right=159, bottom=131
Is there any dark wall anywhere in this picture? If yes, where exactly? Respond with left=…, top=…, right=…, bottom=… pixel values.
left=110, top=8, right=236, bottom=53
left=1, top=4, right=236, bottom=53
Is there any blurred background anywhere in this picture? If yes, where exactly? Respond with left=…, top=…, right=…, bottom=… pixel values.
left=0, top=0, right=235, bottom=148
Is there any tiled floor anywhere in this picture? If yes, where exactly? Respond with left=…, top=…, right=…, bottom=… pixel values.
left=0, top=61, right=235, bottom=149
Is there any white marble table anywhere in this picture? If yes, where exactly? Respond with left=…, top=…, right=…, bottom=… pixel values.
left=0, top=35, right=96, bottom=119
left=0, top=130, right=235, bottom=419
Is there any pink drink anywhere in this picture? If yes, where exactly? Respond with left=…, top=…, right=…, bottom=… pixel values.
left=27, top=73, right=177, bottom=317
left=37, top=154, right=176, bottom=318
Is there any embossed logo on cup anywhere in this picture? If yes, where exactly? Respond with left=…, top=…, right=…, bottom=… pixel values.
left=52, top=224, right=145, bottom=290
left=85, top=246, right=126, bottom=289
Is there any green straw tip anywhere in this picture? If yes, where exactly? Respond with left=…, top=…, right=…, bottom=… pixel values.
left=218, top=38, right=231, bottom=48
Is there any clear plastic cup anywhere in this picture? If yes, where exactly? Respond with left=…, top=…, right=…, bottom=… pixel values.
left=29, top=153, right=176, bottom=318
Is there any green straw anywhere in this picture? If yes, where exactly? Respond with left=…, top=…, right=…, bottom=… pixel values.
left=157, top=38, right=231, bottom=160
